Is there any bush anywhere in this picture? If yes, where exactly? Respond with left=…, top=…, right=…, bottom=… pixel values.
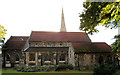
left=47, top=65, right=57, bottom=71
left=93, top=61, right=118, bottom=75
left=55, top=64, right=74, bottom=71
left=15, top=65, right=58, bottom=72
left=15, top=64, right=74, bottom=72
left=16, top=66, right=35, bottom=72
left=66, top=64, right=74, bottom=70
left=14, top=65, right=26, bottom=71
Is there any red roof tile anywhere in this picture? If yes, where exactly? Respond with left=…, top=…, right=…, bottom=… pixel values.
left=9, top=36, right=29, bottom=41
left=92, top=42, right=111, bottom=52
left=72, top=42, right=91, bottom=49
left=29, top=31, right=91, bottom=42
left=5, top=36, right=29, bottom=50
left=72, top=42, right=111, bottom=53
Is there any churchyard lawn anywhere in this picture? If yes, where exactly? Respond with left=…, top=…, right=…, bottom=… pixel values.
left=2, top=68, right=120, bottom=75
left=2, top=68, right=93, bottom=75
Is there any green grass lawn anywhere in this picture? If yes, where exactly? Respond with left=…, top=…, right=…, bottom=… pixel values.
left=2, top=68, right=93, bottom=75
left=2, top=68, right=120, bottom=75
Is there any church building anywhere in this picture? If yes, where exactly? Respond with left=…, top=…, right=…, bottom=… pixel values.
left=2, top=9, right=112, bottom=70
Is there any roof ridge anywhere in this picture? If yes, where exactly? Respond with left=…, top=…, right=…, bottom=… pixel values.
left=32, top=31, right=86, bottom=33
left=11, top=36, right=29, bottom=37
left=92, top=42, right=106, bottom=44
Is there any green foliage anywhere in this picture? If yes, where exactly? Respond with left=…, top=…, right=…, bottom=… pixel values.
left=112, top=35, right=120, bottom=53
left=93, top=61, right=118, bottom=75
left=47, top=65, right=57, bottom=71
left=80, top=2, right=120, bottom=34
left=15, top=64, right=74, bottom=72
left=15, top=65, right=58, bottom=72
left=0, top=25, right=7, bottom=39
left=2, top=44, right=7, bottom=51
left=100, top=2, right=120, bottom=28
left=55, top=64, right=74, bottom=71
left=0, top=25, right=6, bottom=47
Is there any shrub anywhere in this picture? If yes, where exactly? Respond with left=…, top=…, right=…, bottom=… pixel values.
left=14, top=65, right=26, bottom=71
left=55, top=64, right=74, bottom=71
left=15, top=64, right=74, bottom=72
left=15, top=65, right=58, bottom=72
left=67, top=64, right=74, bottom=70
left=41, top=67, right=48, bottom=71
left=93, top=61, right=118, bottom=75
left=47, top=65, right=57, bottom=71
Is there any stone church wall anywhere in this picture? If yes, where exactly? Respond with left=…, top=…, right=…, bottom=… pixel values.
left=68, top=43, right=75, bottom=66
left=75, top=53, right=111, bottom=70
left=24, top=42, right=72, bottom=66
left=3, top=40, right=111, bottom=69
left=3, top=49, right=24, bottom=67
left=29, top=42, right=70, bottom=47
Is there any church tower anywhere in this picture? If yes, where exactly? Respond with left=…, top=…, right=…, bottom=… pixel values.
left=60, top=8, right=67, bottom=32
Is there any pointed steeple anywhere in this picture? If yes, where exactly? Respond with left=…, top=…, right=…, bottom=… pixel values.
left=60, top=8, right=67, bottom=32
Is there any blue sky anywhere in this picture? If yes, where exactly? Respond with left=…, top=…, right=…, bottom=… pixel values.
left=0, top=0, right=118, bottom=45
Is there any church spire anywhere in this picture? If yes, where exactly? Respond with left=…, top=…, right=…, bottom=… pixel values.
left=60, top=8, right=67, bottom=32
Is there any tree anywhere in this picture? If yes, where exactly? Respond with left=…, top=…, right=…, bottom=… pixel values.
left=0, top=25, right=6, bottom=39
left=80, top=2, right=120, bottom=52
left=112, top=35, right=120, bottom=53
left=93, top=60, right=118, bottom=75
left=80, top=2, right=120, bottom=34
left=0, top=25, right=7, bottom=46
left=80, top=2, right=120, bottom=71
left=0, top=25, right=6, bottom=68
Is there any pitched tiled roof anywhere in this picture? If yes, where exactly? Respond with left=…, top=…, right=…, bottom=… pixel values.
left=29, top=31, right=91, bottom=42
left=5, top=36, right=29, bottom=50
left=9, top=36, right=29, bottom=41
left=92, top=42, right=112, bottom=52
left=72, top=42, right=111, bottom=53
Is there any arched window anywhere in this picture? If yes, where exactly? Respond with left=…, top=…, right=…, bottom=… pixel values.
left=29, top=53, right=35, bottom=61
left=16, top=54, right=19, bottom=61
left=6, top=54, right=10, bottom=61
left=45, top=54, right=50, bottom=61
left=60, top=53, right=66, bottom=61
left=91, top=55, right=93, bottom=63
left=99, top=56, right=103, bottom=64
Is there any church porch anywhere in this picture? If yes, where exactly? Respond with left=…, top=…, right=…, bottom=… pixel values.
left=25, top=47, right=69, bottom=66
